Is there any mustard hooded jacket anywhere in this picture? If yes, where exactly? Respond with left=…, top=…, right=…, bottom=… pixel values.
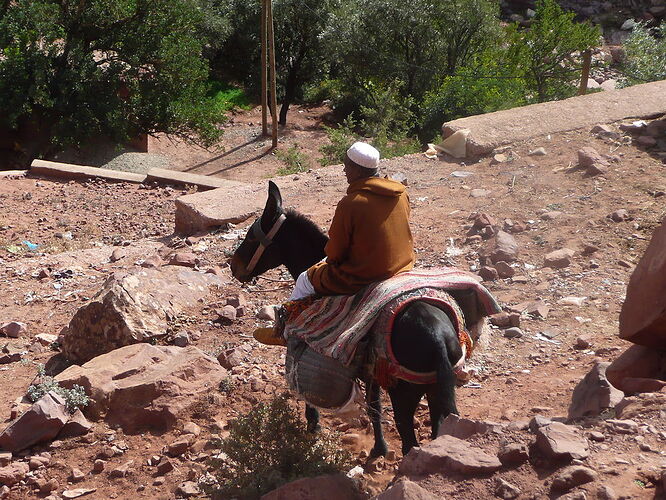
left=307, top=176, right=415, bottom=295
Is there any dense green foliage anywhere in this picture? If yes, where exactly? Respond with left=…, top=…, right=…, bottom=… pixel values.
left=619, top=22, right=666, bottom=87
left=0, top=0, right=224, bottom=161
left=205, top=395, right=351, bottom=499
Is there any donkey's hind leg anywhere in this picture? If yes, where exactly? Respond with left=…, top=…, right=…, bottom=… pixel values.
left=388, top=381, right=427, bottom=456
left=427, top=330, right=461, bottom=439
left=366, top=380, right=388, bottom=458
left=305, top=404, right=320, bottom=433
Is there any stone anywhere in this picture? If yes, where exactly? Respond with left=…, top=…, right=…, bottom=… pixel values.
left=605, top=419, right=638, bottom=434
left=437, top=414, right=503, bottom=440
left=0, top=461, right=29, bottom=485
left=218, top=305, right=237, bottom=323
left=175, top=481, right=201, bottom=498
left=70, top=467, right=85, bottom=482
left=376, top=479, right=437, bottom=500
left=578, top=147, right=609, bottom=175
left=544, top=248, right=575, bottom=269
left=60, top=267, right=224, bottom=362
left=524, top=300, right=550, bottom=319
left=55, top=344, right=226, bottom=433
left=182, top=422, right=201, bottom=436
left=551, top=466, right=597, bottom=492
left=606, top=345, right=666, bottom=394
left=0, top=453, right=10, bottom=467
left=472, top=213, right=496, bottom=230
left=256, top=306, right=277, bottom=321
left=34, top=333, right=58, bottom=347
left=399, top=435, right=502, bottom=476
left=169, top=252, right=198, bottom=268
left=535, top=422, right=589, bottom=460
left=597, top=484, right=617, bottom=500
left=495, top=478, right=521, bottom=499
left=172, top=331, right=190, bottom=347
left=608, top=209, right=630, bottom=222
left=541, top=211, right=562, bottom=221
left=58, top=409, right=93, bottom=439
left=497, top=442, right=529, bottom=465
left=261, top=474, right=363, bottom=500
left=217, top=348, right=244, bottom=370
left=109, top=248, right=125, bottom=262
left=479, top=266, right=499, bottom=281
left=156, top=457, right=174, bottom=475
left=174, top=184, right=261, bottom=236
left=503, top=327, right=523, bottom=339
left=109, top=460, right=133, bottom=478
left=140, top=255, right=163, bottom=269
left=93, top=459, right=105, bottom=473
left=529, top=147, right=547, bottom=156
left=0, top=322, right=27, bottom=339
left=168, top=437, right=192, bottom=457
left=489, top=312, right=512, bottom=328
left=470, top=189, right=492, bottom=198
left=529, top=415, right=552, bottom=432
left=637, top=135, right=657, bottom=147
left=29, top=455, right=50, bottom=469
left=0, top=392, right=69, bottom=452
left=575, top=335, right=591, bottom=349
left=568, top=362, right=624, bottom=420
left=62, top=488, right=97, bottom=499
left=619, top=220, right=666, bottom=348
left=591, top=124, right=614, bottom=136
left=494, top=261, right=514, bottom=278
left=31, top=159, right=146, bottom=183
left=481, top=230, right=518, bottom=264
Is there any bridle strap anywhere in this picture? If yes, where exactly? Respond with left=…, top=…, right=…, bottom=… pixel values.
left=245, top=213, right=287, bottom=274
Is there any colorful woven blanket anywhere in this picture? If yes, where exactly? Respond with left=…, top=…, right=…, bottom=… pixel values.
left=282, top=267, right=501, bottom=366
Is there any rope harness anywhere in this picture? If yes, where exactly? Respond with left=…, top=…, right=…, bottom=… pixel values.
left=245, top=213, right=287, bottom=274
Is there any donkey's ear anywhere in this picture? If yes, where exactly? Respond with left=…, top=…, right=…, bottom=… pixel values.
left=263, top=181, right=283, bottom=221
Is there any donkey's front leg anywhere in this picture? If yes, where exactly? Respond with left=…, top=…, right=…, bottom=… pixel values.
left=366, top=380, right=388, bottom=458
left=305, top=404, right=320, bottom=433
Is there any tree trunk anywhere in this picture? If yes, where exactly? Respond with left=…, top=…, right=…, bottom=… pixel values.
left=278, top=66, right=299, bottom=126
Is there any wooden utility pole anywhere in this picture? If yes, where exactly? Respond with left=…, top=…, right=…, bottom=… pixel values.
left=260, top=0, right=278, bottom=148
left=578, top=50, right=592, bottom=95
left=260, top=0, right=268, bottom=136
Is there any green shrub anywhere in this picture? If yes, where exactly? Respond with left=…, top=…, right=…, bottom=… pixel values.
left=319, top=114, right=359, bottom=166
left=276, top=145, right=310, bottom=176
left=619, top=22, right=666, bottom=87
left=27, top=364, right=89, bottom=413
left=205, top=394, right=351, bottom=499
left=208, top=80, right=252, bottom=113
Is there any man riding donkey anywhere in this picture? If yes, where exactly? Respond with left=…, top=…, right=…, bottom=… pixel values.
left=232, top=141, right=500, bottom=455
left=253, top=141, right=415, bottom=346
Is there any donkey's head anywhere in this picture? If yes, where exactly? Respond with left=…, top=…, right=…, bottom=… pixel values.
left=230, top=181, right=287, bottom=282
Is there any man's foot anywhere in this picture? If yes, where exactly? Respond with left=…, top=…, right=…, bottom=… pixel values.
left=253, top=326, right=287, bottom=346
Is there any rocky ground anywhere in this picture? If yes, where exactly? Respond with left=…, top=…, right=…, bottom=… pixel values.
left=0, top=116, right=665, bottom=500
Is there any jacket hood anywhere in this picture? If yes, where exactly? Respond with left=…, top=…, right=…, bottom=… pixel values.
left=347, top=177, right=406, bottom=197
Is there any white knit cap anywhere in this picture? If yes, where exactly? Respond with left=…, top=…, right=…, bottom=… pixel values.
left=347, top=142, right=380, bottom=170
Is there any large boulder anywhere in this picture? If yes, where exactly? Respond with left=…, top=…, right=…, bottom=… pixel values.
left=60, top=267, right=224, bottom=362
left=399, top=435, right=501, bottom=477
left=606, top=345, right=666, bottom=394
left=0, top=392, right=69, bottom=452
left=568, top=361, right=624, bottom=419
left=55, top=344, right=227, bottom=433
left=619, top=219, right=666, bottom=348
left=260, top=474, right=363, bottom=500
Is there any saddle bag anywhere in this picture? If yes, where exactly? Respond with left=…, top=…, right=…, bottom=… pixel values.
left=285, top=337, right=363, bottom=409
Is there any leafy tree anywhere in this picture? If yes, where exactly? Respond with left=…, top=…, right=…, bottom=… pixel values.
left=0, top=0, right=222, bottom=164
left=506, top=0, right=600, bottom=102
left=619, top=22, right=666, bottom=87
left=212, top=0, right=338, bottom=125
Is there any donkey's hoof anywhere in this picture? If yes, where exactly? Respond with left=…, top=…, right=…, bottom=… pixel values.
left=306, top=423, right=321, bottom=433
left=369, top=442, right=388, bottom=458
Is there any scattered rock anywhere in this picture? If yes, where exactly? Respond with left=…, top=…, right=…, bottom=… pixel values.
left=568, top=361, right=624, bottom=420
left=34, top=333, right=58, bottom=347
left=605, top=419, right=638, bottom=434
left=261, top=474, right=364, bottom=500
left=575, top=336, right=591, bottom=349
left=470, top=189, right=492, bottom=198
left=0, top=453, right=11, bottom=467
left=62, top=488, right=97, bottom=499
left=618, top=219, right=666, bottom=348
left=503, top=327, right=523, bottom=339
left=551, top=465, right=597, bottom=492
left=140, top=255, right=163, bottom=269
left=437, top=414, right=503, bottom=440
left=596, top=484, right=617, bottom=500
left=544, top=248, right=575, bottom=269
left=93, top=460, right=106, bottom=473
left=376, top=479, right=437, bottom=499
left=172, top=331, right=191, bottom=347
left=60, top=267, right=225, bottom=362
left=59, top=409, right=93, bottom=439
left=524, top=300, right=550, bottom=319
left=0, top=392, right=69, bottom=452
left=156, top=457, right=174, bottom=475
left=168, top=437, right=192, bottom=457
left=217, top=348, right=244, bottom=370
left=534, top=422, right=589, bottom=460
left=217, top=305, right=237, bottom=323
left=55, top=344, right=227, bottom=433
left=494, top=261, right=514, bottom=278
left=0, top=321, right=27, bottom=339
left=399, top=435, right=502, bottom=476
left=606, top=344, right=666, bottom=394
left=541, top=211, right=562, bottom=220
left=497, top=442, right=529, bottom=465
left=578, top=147, right=609, bottom=175
left=70, top=467, right=85, bottom=482
left=559, top=297, right=586, bottom=307
left=481, top=231, right=519, bottom=264
left=479, top=266, right=499, bottom=281
left=109, top=248, right=126, bottom=262
left=168, top=252, right=198, bottom=268
left=495, top=478, right=521, bottom=499
left=109, top=460, right=133, bottom=478
left=529, top=147, right=546, bottom=156
left=608, top=209, right=630, bottom=222
left=0, top=462, right=29, bottom=485
left=256, top=306, right=276, bottom=321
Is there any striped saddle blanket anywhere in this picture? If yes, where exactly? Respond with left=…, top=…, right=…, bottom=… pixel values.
left=282, top=267, right=501, bottom=368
